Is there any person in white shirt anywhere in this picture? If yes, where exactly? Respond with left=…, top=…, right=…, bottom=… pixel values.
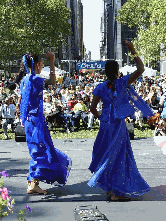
left=2, top=97, right=16, bottom=139
left=43, top=95, right=52, bottom=116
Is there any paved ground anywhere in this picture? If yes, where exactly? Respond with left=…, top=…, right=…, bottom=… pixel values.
left=1, top=137, right=166, bottom=221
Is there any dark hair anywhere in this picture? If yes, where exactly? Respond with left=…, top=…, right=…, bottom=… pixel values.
left=26, top=54, right=41, bottom=69
left=105, top=60, right=119, bottom=91
left=14, top=54, right=41, bottom=87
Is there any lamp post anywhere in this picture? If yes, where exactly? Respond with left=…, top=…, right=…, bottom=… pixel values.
left=61, top=60, right=78, bottom=79
left=125, top=53, right=129, bottom=65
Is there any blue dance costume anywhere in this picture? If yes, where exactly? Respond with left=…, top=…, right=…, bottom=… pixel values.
left=161, top=100, right=166, bottom=118
left=88, top=75, right=153, bottom=197
left=20, top=56, right=71, bottom=185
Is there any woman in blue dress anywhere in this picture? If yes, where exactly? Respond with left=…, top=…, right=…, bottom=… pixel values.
left=88, top=41, right=153, bottom=201
left=17, top=50, right=71, bottom=194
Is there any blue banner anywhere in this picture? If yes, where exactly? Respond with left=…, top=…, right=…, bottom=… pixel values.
left=76, top=61, right=106, bottom=70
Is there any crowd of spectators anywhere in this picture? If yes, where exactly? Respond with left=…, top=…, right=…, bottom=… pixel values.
left=0, top=70, right=166, bottom=139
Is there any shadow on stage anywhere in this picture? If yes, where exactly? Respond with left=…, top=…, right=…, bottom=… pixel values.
left=0, top=157, right=29, bottom=177
left=140, top=185, right=166, bottom=201
left=132, top=137, right=149, bottom=140
left=27, top=181, right=166, bottom=203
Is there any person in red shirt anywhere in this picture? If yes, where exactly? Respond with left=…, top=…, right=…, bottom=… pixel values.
left=0, top=81, right=4, bottom=87
left=74, top=72, right=78, bottom=80
left=68, top=93, right=77, bottom=111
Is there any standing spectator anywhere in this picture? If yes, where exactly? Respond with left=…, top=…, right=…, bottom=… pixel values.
left=0, top=86, right=7, bottom=102
left=2, top=97, right=16, bottom=139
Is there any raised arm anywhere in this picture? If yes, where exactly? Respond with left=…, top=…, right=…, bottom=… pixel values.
left=125, top=40, right=145, bottom=86
left=45, top=48, right=56, bottom=86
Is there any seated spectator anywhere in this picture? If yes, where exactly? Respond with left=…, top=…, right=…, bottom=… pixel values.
left=43, top=95, right=52, bottom=116
left=0, top=86, right=7, bottom=102
left=11, top=94, right=18, bottom=106
left=73, top=97, right=88, bottom=130
left=69, top=85, right=75, bottom=94
left=134, top=109, right=144, bottom=130
left=154, top=118, right=166, bottom=136
left=148, top=113, right=160, bottom=129
left=46, top=101, right=65, bottom=130
left=56, top=93, right=65, bottom=109
left=83, top=94, right=90, bottom=108
left=84, top=86, right=90, bottom=96
left=148, top=86, right=157, bottom=102
left=76, top=85, right=83, bottom=96
left=64, top=75, right=70, bottom=88
left=87, top=96, right=102, bottom=130
left=52, top=100, right=74, bottom=132
left=149, top=92, right=160, bottom=114
left=60, top=89, right=67, bottom=105
left=89, top=86, right=94, bottom=95
left=68, top=93, right=77, bottom=111
left=50, top=86, right=56, bottom=97
left=65, top=88, right=72, bottom=103
left=2, top=97, right=16, bottom=140
left=160, top=92, right=166, bottom=114
left=142, top=92, right=149, bottom=103
left=70, top=76, right=77, bottom=86
left=0, top=81, right=4, bottom=87
left=57, top=74, right=63, bottom=85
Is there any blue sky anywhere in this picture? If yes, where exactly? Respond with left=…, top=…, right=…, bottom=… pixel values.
left=81, top=0, right=103, bottom=60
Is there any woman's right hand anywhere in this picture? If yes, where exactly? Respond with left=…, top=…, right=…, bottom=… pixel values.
left=125, top=40, right=136, bottom=55
left=45, top=48, right=55, bottom=61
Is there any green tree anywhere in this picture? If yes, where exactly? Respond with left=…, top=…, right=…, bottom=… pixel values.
left=116, top=0, right=166, bottom=65
left=0, top=0, right=71, bottom=74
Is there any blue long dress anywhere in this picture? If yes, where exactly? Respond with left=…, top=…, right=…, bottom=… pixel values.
left=88, top=75, right=151, bottom=197
left=20, top=75, right=72, bottom=185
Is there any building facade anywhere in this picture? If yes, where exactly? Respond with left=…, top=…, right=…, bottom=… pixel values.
left=100, top=0, right=136, bottom=67
left=61, top=0, right=84, bottom=73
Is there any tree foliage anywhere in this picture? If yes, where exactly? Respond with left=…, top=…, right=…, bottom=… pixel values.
left=116, top=0, right=166, bottom=65
left=0, top=0, right=71, bottom=65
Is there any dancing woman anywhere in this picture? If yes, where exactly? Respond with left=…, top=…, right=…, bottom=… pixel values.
left=88, top=41, right=153, bottom=200
left=17, top=50, right=72, bottom=194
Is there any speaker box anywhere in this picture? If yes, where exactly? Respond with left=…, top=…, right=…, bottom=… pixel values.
left=15, top=124, right=26, bottom=142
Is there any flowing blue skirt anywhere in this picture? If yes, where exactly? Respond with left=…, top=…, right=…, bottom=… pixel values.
left=88, top=119, right=150, bottom=197
left=25, top=117, right=72, bottom=185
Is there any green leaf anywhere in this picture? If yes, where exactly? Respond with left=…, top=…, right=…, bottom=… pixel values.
left=116, top=0, right=166, bottom=64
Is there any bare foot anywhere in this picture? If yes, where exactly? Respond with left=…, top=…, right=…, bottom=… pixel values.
left=27, top=185, right=47, bottom=194
left=27, top=180, right=47, bottom=194
left=111, top=195, right=131, bottom=201
left=111, top=195, right=120, bottom=201
left=106, top=191, right=111, bottom=196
